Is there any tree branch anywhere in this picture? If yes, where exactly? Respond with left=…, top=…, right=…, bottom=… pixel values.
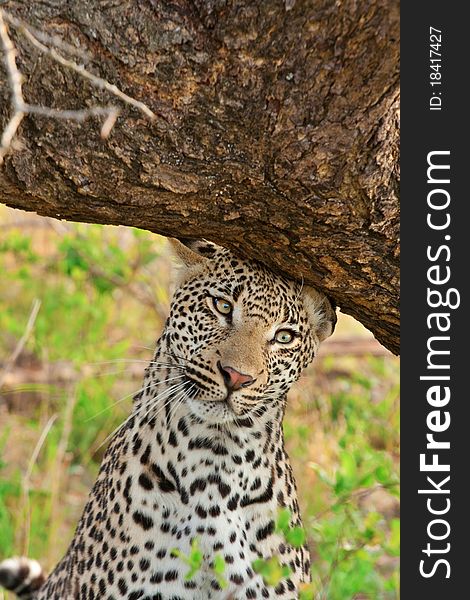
left=0, top=8, right=155, bottom=163
left=0, top=0, right=400, bottom=353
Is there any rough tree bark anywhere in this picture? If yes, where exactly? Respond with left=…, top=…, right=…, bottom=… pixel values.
left=0, top=0, right=400, bottom=354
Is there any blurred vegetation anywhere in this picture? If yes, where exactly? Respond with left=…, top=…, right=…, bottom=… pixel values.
left=0, top=207, right=399, bottom=599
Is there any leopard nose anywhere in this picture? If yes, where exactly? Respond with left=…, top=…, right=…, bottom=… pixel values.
left=217, top=361, right=255, bottom=391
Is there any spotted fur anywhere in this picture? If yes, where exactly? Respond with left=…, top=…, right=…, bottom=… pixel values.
left=0, top=240, right=336, bottom=599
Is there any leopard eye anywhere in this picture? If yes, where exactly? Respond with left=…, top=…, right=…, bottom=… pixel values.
left=212, top=297, right=233, bottom=316
left=274, top=329, right=295, bottom=344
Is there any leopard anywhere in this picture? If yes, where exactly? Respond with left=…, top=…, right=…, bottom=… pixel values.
left=0, top=238, right=336, bottom=600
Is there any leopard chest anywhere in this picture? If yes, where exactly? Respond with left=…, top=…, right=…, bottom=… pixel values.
left=87, top=419, right=305, bottom=598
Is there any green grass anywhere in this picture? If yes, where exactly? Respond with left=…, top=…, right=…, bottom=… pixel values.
left=0, top=208, right=399, bottom=599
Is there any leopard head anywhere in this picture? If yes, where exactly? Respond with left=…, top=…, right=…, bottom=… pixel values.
left=156, top=239, right=336, bottom=424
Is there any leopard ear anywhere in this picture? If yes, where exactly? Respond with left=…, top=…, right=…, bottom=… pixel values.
left=302, top=286, right=337, bottom=342
left=168, top=238, right=209, bottom=268
left=168, top=238, right=222, bottom=266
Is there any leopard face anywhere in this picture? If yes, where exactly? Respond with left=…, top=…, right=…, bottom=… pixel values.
left=156, top=239, right=337, bottom=425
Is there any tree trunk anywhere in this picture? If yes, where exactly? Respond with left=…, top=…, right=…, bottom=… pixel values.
left=0, top=0, right=400, bottom=354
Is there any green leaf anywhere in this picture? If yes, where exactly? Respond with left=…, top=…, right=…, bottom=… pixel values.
left=340, top=451, right=357, bottom=481
left=252, top=556, right=290, bottom=587
left=213, top=554, right=226, bottom=575
left=276, top=508, right=291, bottom=534
left=374, top=464, right=390, bottom=483
left=252, top=559, right=266, bottom=574
left=299, top=585, right=316, bottom=600
left=388, top=518, right=400, bottom=556
left=189, top=549, right=203, bottom=566
left=285, top=527, right=306, bottom=548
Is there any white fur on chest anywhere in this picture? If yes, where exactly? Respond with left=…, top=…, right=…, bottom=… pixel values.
left=119, top=423, right=292, bottom=598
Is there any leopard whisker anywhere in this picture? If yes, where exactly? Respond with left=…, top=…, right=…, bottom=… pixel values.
left=91, top=379, right=189, bottom=453
left=130, top=373, right=189, bottom=410
left=158, top=349, right=194, bottom=365
left=140, top=380, right=190, bottom=424
left=166, top=384, right=195, bottom=432
left=146, top=379, right=189, bottom=411
left=85, top=374, right=186, bottom=422
left=85, top=365, right=185, bottom=380
left=86, top=358, right=182, bottom=366
left=84, top=359, right=187, bottom=373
